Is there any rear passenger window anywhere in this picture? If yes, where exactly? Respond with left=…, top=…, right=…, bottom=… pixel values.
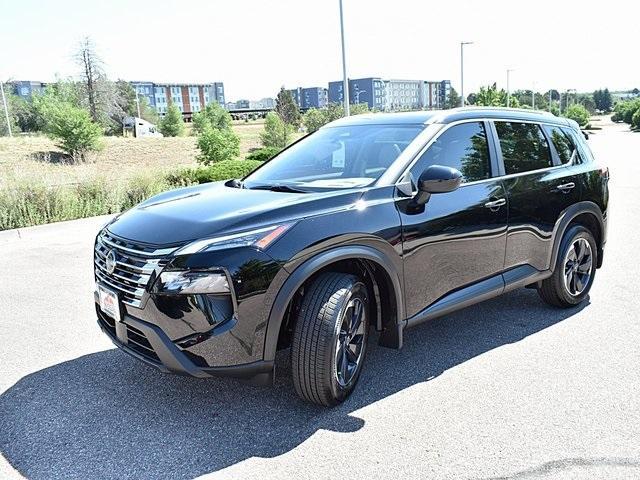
left=411, top=122, right=491, bottom=183
left=562, top=128, right=590, bottom=164
left=547, top=126, right=575, bottom=164
left=495, top=122, right=552, bottom=174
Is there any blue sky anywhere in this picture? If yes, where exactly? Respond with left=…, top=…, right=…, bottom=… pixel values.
left=1, top=0, right=637, bottom=101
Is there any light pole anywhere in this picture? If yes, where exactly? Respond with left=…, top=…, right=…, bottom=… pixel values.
left=354, top=89, right=366, bottom=104
left=532, top=81, right=536, bottom=109
left=339, top=0, right=350, bottom=116
left=135, top=89, right=142, bottom=118
left=0, top=81, right=12, bottom=137
left=506, top=69, right=515, bottom=108
left=460, top=41, right=473, bottom=107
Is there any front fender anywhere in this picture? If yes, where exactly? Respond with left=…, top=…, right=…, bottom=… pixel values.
left=262, top=243, right=405, bottom=363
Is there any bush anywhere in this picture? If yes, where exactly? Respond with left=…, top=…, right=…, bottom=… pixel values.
left=192, top=102, right=232, bottom=135
left=159, top=104, right=185, bottom=137
left=196, top=126, right=240, bottom=164
left=260, top=112, right=292, bottom=148
left=564, top=104, right=590, bottom=128
left=633, top=109, right=640, bottom=129
left=246, top=146, right=281, bottom=162
left=34, top=95, right=103, bottom=160
left=165, top=160, right=263, bottom=187
left=0, top=175, right=171, bottom=230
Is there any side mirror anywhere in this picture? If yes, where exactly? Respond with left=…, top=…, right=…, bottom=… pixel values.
left=413, top=165, right=462, bottom=205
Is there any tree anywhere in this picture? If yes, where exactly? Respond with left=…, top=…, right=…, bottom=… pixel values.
left=632, top=108, right=640, bottom=129
left=113, top=80, right=158, bottom=125
left=302, top=108, right=327, bottom=133
left=159, top=104, right=185, bottom=136
left=261, top=112, right=292, bottom=148
left=473, top=84, right=520, bottom=108
left=275, top=87, right=301, bottom=128
left=33, top=91, right=103, bottom=160
left=197, top=126, right=240, bottom=164
left=564, top=104, right=590, bottom=128
left=74, top=37, right=106, bottom=124
left=192, top=102, right=232, bottom=135
left=445, top=88, right=460, bottom=109
left=593, top=89, right=613, bottom=112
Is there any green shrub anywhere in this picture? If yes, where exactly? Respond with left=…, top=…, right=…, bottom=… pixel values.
left=246, top=146, right=281, bottom=162
left=33, top=95, right=103, bottom=160
left=564, top=104, right=591, bottom=128
left=196, top=126, right=240, bottom=164
left=159, top=104, right=185, bottom=137
left=166, top=160, right=263, bottom=187
left=260, top=112, right=292, bottom=148
left=192, top=103, right=232, bottom=135
left=633, top=109, right=640, bottom=129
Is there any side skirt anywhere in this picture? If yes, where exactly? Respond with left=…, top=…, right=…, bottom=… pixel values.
left=404, top=265, right=551, bottom=330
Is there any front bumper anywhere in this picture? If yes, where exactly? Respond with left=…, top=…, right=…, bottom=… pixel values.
left=96, top=307, right=274, bottom=384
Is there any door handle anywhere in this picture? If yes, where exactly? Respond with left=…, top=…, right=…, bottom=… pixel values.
left=556, top=182, right=576, bottom=193
left=484, top=198, right=506, bottom=210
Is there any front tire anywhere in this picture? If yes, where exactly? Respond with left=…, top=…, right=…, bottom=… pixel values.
left=538, top=225, right=597, bottom=308
left=291, top=272, right=369, bottom=406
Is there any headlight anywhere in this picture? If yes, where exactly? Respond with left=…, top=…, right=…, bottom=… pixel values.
left=174, top=223, right=294, bottom=256
left=154, top=270, right=230, bottom=295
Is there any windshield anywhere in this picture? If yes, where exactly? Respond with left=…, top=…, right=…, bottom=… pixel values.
left=243, top=124, right=423, bottom=191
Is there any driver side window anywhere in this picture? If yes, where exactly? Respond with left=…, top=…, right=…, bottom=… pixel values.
left=410, top=122, right=491, bottom=184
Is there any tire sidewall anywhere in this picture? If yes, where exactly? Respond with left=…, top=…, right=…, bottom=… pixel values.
left=554, top=225, right=597, bottom=305
left=328, top=281, right=369, bottom=403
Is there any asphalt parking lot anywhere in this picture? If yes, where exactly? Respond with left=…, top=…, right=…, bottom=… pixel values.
left=1, top=120, right=639, bottom=480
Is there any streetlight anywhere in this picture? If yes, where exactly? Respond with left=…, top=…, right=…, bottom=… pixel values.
left=460, top=41, right=473, bottom=107
left=0, top=80, right=12, bottom=137
left=354, top=89, right=366, bottom=104
left=338, top=0, right=350, bottom=116
left=506, top=68, right=515, bottom=108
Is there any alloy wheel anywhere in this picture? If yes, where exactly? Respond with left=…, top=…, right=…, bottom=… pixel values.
left=335, top=296, right=366, bottom=387
left=563, top=237, right=593, bottom=296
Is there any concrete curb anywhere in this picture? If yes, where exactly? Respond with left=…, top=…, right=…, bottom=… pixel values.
left=0, top=214, right=114, bottom=244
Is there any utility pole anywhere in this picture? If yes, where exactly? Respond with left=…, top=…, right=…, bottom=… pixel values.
left=135, top=89, right=142, bottom=118
left=460, top=41, right=473, bottom=107
left=0, top=81, right=12, bottom=137
left=506, top=69, right=514, bottom=108
left=339, top=0, right=350, bottom=116
left=549, top=90, right=552, bottom=112
left=532, top=82, right=535, bottom=109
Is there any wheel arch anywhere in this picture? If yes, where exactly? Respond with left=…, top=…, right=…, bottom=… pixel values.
left=549, top=201, right=605, bottom=270
left=263, top=245, right=405, bottom=363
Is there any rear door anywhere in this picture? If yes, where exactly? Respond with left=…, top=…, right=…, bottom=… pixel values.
left=397, top=121, right=508, bottom=318
left=492, top=121, right=577, bottom=272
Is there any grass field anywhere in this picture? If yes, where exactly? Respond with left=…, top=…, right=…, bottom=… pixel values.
left=0, top=121, right=268, bottom=190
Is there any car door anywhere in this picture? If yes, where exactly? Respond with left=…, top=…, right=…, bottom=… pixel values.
left=492, top=121, right=578, bottom=272
left=396, top=121, right=508, bottom=319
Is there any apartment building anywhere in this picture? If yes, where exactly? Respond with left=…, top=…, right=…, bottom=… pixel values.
left=131, top=81, right=225, bottom=117
left=287, top=87, right=328, bottom=109
left=328, top=78, right=386, bottom=110
left=329, top=77, right=451, bottom=111
left=11, top=80, right=47, bottom=99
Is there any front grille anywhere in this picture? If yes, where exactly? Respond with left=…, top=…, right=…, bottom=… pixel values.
left=94, top=230, right=176, bottom=308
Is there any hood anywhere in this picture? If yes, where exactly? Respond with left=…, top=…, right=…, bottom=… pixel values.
left=106, top=181, right=363, bottom=246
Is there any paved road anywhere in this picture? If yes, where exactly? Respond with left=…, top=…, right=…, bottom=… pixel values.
left=1, top=121, right=639, bottom=480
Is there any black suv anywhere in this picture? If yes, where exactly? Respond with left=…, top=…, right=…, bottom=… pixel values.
left=94, top=107, right=609, bottom=406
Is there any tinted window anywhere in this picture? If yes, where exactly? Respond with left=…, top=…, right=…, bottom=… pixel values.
left=411, top=122, right=491, bottom=183
left=547, top=126, right=575, bottom=164
left=562, top=127, right=591, bottom=164
left=244, top=125, right=423, bottom=191
left=495, top=122, right=552, bottom=174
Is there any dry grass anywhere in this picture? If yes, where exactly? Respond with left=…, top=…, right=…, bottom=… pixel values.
left=0, top=121, right=269, bottom=189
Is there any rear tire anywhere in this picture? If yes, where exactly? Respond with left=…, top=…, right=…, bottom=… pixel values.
left=291, top=272, right=369, bottom=406
left=537, top=225, right=597, bottom=308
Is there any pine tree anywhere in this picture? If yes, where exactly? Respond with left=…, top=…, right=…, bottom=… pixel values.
left=275, top=87, right=301, bottom=128
left=159, top=104, right=185, bottom=137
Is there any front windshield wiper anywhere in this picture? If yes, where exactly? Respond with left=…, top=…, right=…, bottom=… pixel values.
left=247, top=183, right=310, bottom=193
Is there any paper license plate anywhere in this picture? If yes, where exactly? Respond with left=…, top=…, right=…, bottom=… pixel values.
left=97, top=283, right=121, bottom=322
